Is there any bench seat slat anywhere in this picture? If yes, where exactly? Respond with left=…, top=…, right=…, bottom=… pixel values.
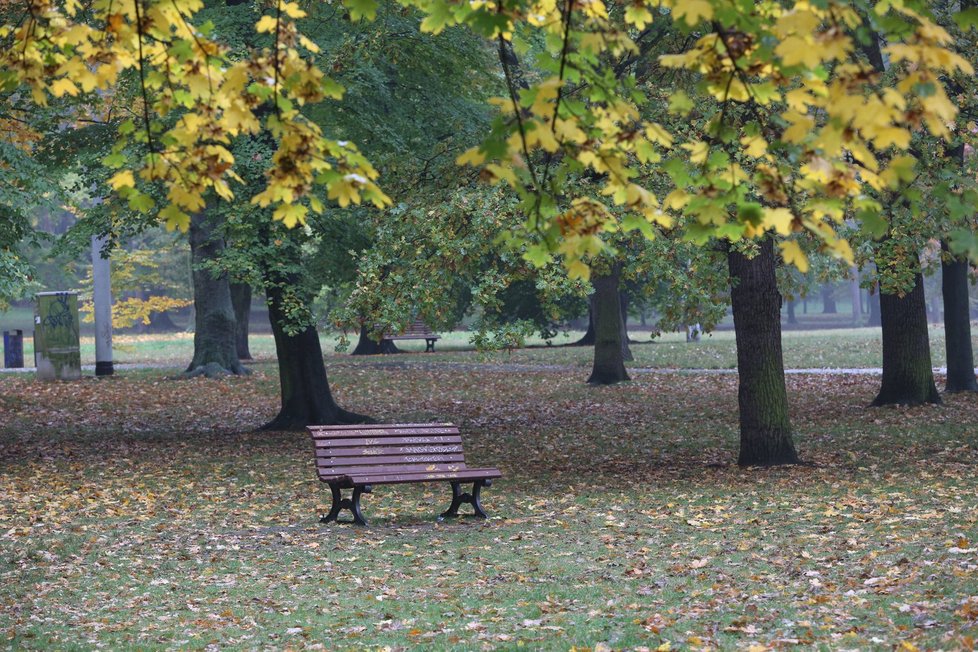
left=310, top=428, right=459, bottom=439
left=319, top=444, right=465, bottom=457
left=314, top=435, right=461, bottom=448
left=317, top=454, right=465, bottom=468
left=320, top=463, right=468, bottom=477
left=309, top=423, right=453, bottom=432
left=346, top=468, right=502, bottom=486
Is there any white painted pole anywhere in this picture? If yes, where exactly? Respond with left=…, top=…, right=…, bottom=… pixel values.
left=91, top=234, right=114, bottom=376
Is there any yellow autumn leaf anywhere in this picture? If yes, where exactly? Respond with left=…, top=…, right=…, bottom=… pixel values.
left=682, top=140, right=709, bottom=165
left=108, top=170, right=135, bottom=190
left=273, top=203, right=308, bottom=228
left=50, top=77, right=80, bottom=97
left=456, top=147, right=485, bottom=167
left=776, top=35, right=820, bottom=68
left=761, top=207, right=794, bottom=236
left=672, top=0, right=712, bottom=26
left=740, top=134, right=768, bottom=158
left=779, top=240, right=809, bottom=272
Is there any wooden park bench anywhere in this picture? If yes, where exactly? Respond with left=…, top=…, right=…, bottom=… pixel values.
left=308, top=423, right=501, bottom=526
left=382, top=319, right=440, bottom=352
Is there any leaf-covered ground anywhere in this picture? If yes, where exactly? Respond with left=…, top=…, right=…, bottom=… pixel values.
left=2, top=360, right=978, bottom=650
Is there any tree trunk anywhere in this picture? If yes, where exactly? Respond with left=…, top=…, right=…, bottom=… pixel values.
left=570, top=304, right=596, bottom=346
left=872, top=273, right=941, bottom=406
left=587, top=266, right=629, bottom=385
left=942, top=242, right=978, bottom=393
left=185, top=211, right=248, bottom=378
left=263, top=281, right=370, bottom=430
left=728, top=239, right=799, bottom=466
left=867, top=282, right=882, bottom=327
left=619, top=289, right=634, bottom=360
left=351, top=325, right=401, bottom=355
left=821, top=284, right=837, bottom=314
left=230, top=282, right=253, bottom=360
left=786, top=300, right=797, bottom=325
left=849, top=269, right=862, bottom=326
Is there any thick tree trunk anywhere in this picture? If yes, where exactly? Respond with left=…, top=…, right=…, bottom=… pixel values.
left=351, top=325, right=401, bottom=355
left=872, top=273, right=941, bottom=406
left=587, top=267, right=629, bottom=385
left=185, top=211, right=248, bottom=378
left=728, top=239, right=799, bottom=466
left=942, top=242, right=978, bottom=393
left=263, top=282, right=369, bottom=430
left=821, top=284, right=837, bottom=314
left=230, top=282, right=253, bottom=360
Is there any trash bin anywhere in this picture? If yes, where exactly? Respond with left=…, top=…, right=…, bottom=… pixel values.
left=3, top=330, right=23, bottom=368
left=34, top=292, right=81, bottom=381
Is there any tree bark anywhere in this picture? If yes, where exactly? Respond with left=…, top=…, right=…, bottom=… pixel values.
left=728, top=239, right=799, bottom=466
left=942, top=241, right=978, bottom=393
left=230, top=282, right=253, bottom=360
left=849, top=269, right=862, bottom=326
left=587, top=266, right=629, bottom=385
left=872, top=273, right=941, bottom=406
left=569, top=304, right=596, bottom=346
left=351, top=325, right=401, bottom=355
left=263, top=280, right=370, bottom=430
left=821, top=284, right=837, bottom=314
left=185, top=211, right=248, bottom=378
left=619, top=289, right=634, bottom=360
left=867, top=282, right=882, bottom=327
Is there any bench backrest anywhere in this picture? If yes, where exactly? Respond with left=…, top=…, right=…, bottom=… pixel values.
left=309, top=423, right=466, bottom=482
left=400, top=319, right=436, bottom=337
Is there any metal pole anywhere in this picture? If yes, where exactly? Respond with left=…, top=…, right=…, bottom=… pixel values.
left=91, top=234, right=114, bottom=376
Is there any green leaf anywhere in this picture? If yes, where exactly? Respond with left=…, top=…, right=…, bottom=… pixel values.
left=954, top=7, right=978, bottom=30
left=343, top=0, right=378, bottom=22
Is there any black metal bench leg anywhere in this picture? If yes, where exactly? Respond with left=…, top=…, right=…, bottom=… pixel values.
left=321, top=484, right=343, bottom=523
left=471, top=480, right=488, bottom=519
left=320, top=485, right=370, bottom=526
left=441, top=481, right=464, bottom=518
left=440, top=479, right=491, bottom=519
left=350, top=486, right=368, bottom=526
left=425, top=338, right=435, bottom=352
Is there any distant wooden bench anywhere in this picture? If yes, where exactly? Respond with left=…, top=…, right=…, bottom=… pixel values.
left=308, top=423, right=501, bottom=526
left=382, top=319, right=440, bottom=352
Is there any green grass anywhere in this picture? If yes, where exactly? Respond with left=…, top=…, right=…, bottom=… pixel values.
left=3, top=325, right=966, bottom=371
left=1, top=360, right=977, bottom=649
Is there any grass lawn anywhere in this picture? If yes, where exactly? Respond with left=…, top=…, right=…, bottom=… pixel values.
left=3, top=324, right=976, bottom=371
left=2, top=357, right=978, bottom=650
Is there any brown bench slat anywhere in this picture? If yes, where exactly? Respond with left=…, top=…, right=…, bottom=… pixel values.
left=309, top=421, right=500, bottom=525
left=318, top=444, right=464, bottom=457
left=320, top=463, right=467, bottom=477
left=310, top=428, right=458, bottom=439
left=309, top=422, right=453, bottom=431
left=313, top=435, right=462, bottom=447
left=317, top=453, right=466, bottom=467
left=346, top=468, right=501, bottom=485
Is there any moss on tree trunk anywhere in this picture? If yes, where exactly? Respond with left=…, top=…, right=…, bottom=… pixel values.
left=185, top=211, right=248, bottom=378
left=873, top=272, right=941, bottom=406
left=728, top=239, right=799, bottom=467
